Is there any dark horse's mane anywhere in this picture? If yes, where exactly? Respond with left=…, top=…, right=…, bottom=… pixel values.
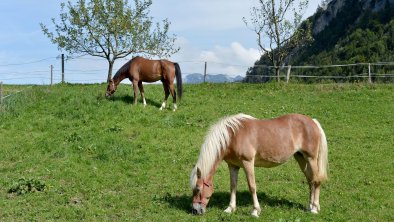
left=113, top=57, right=137, bottom=79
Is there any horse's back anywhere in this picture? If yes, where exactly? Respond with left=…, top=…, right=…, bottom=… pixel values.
left=225, top=114, right=320, bottom=167
left=129, top=57, right=163, bottom=82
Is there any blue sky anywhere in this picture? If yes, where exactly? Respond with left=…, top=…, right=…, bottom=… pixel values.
left=0, top=0, right=319, bottom=84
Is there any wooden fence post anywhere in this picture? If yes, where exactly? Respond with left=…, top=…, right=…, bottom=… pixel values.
left=0, top=81, right=3, bottom=104
left=286, top=65, right=292, bottom=83
left=50, top=65, right=53, bottom=86
left=61, top=54, right=65, bottom=83
left=203, top=61, right=207, bottom=83
left=368, top=63, right=372, bottom=83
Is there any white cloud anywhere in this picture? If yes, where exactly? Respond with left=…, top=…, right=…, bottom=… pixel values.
left=0, top=1, right=319, bottom=84
left=170, top=39, right=260, bottom=77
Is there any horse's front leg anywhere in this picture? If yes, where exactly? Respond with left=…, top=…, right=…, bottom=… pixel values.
left=242, top=160, right=261, bottom=217
left=224, top=164, right=240, bottom=214
left=132, top=80, right=138, bottom=105
left=138, top=81, right=147, bottom=107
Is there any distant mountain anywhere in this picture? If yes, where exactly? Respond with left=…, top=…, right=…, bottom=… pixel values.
left=183, top=73, right=244, bottom=83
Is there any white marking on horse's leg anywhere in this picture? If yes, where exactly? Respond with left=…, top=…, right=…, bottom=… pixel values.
left=309, top=182, right=321, bottom=214
left=310, top=207, right=319, bottom=214
left=143, top=98, right=147, bottom=107
left=251, top=209, right=260, bottom=217
left=172, top=103, right=177, bottom=112
left=224, top=207, right=234, bottom=214
left=159, top=101, right=166, bottom=110
left=309, top=183, right=315, bottom=213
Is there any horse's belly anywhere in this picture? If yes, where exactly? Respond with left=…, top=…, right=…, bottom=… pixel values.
left=141, top=74, right=161, bottom=82
left=254, top=159, right=284, bottom=168
left=224, top=158, right=283, bottom=168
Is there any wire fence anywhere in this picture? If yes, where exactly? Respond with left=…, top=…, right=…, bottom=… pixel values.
left=244, top=62, right=394, bottom=83
left=1, top=55, right=394, bottom=87
left=0, top=55, right=252, bottom=85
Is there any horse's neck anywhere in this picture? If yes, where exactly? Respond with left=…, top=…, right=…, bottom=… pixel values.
left=113, top=73, right=126, bottom=85
left=204, top=158, right=222, bottom=184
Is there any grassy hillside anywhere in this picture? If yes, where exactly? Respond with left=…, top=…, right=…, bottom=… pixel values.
left=0, top=83, right=393, bottom=221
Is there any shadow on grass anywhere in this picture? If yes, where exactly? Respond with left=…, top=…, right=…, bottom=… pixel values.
left=163, top=191, right=305, bottom=214
left=108, top=95, right=162, bottom=108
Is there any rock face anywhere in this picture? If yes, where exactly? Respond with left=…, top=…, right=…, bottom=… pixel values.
left=312, top=0, right=394, bottom=35
left=313, top=0, right=346, bottom=35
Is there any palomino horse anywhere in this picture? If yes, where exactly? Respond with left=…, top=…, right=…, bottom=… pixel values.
left=105, top=56, right=182, bottom=111
left=190, top=113, right=328, bottom=217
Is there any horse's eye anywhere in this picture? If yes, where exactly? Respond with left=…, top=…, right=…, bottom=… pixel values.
left=193, top=187, right=200, bottom=195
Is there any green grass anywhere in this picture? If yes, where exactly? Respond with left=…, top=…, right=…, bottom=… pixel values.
left=0, top=83, right=393, bottom=221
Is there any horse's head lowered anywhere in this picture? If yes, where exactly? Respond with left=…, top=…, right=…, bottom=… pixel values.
left=191, top=167, right=214, bottom=215
left=105, top=79, right=116, bottom=98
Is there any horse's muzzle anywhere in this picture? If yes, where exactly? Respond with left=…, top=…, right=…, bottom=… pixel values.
left=192, top=203, right=206, bottom=215
left=192, top=208, right=204, bottom=215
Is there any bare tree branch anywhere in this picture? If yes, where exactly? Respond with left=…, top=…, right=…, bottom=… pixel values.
left=244, top=0, right=310, bottom=82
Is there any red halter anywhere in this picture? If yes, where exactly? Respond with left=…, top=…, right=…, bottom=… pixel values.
left=192, top=180, right=212, bottom=206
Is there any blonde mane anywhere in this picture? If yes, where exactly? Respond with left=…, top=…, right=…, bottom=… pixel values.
left=190, top=113, right=256, bottom=188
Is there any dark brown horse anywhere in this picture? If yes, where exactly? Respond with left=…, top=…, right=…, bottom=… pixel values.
left=105, top=56, right=183, bottom=111
left=190, top=113, right=328, bottom=217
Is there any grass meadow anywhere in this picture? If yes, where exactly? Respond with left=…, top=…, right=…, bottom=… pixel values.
left=0, top=83, right=393, bottom=221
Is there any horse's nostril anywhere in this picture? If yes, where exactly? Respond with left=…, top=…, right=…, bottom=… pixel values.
left=192, top=208, right=198, bottom=215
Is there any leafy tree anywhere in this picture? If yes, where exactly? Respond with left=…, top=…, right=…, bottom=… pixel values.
left=41, top=0, right=179, bottom=82
left=244, top=0, right=311, bottom=82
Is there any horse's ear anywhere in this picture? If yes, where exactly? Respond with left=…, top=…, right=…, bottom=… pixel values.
left=196, top=167, right=201, bottom=179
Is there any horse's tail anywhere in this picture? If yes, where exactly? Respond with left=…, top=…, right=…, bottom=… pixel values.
left=313, top=119, right=328, bottom=182
left=174, top=63, right=183, bottom=100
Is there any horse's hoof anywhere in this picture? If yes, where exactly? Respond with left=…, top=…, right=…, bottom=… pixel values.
left=251, top=208, right=261, bottom=217
left=309, top=204, right=320, bottom=214
left=224, top=206, right=235, bottom=214
left=251, top=210, right=259, bottom=217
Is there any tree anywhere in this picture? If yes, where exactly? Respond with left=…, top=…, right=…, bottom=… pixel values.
left=244, top=0, right=311, bottom=82
left=41, top=0, right=179, bottom=82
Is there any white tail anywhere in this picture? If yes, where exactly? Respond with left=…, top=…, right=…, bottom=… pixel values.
left=313, top=119, right=328, bottom=182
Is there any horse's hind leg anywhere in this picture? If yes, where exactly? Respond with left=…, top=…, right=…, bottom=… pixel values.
left=132, top=80, right=139, bottom=105
left=138, top=81, right=147, bottom=107
left=160, top=82, right=170, bottom=110
left=294, top=152, right=321, bottom=214
left=224, top=163, right=240, bottom=214
left=168, top=83, right=177, bottom=111
left=308, top=158, right=321, bottom=214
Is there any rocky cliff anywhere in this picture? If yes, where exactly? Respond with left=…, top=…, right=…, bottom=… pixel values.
left=313, top=0, right=394, bottom=35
